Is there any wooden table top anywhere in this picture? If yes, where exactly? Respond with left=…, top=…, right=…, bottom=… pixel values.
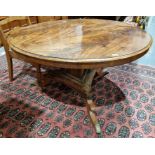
left=7, top=19, right=152, bottom=69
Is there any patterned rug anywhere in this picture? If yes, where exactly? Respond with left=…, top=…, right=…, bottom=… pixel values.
left=0, top=55, right=155, bottom=138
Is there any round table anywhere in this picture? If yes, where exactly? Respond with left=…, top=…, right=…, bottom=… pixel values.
left=7, top=19, right=152, bottom=133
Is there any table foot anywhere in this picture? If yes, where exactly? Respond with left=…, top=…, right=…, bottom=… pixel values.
left=87, top=99, right=102, bottom=134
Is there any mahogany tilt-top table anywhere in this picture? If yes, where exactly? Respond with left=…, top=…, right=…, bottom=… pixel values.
left=7, top=19, right=152, bottom=134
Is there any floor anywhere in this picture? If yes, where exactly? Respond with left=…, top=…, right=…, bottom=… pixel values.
left=0, top=16, right=155, bottom=67
left=0, top=56, right=155, bottom=138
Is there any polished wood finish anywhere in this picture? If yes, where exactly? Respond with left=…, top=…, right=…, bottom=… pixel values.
left=6, top=19, right=152, bottom=134
left=0, top=16, right=67, bottom=46
left=0, top=16, right=7, bottom=21
left=0, top=16, right=42, bottom=82
left=7, top=19, right=152, bottom=69
left=0, top=16, right=36, bottom=46
left=0, top=16, right=31, bottom=32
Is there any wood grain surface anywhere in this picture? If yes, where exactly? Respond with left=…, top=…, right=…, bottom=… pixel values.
left=7, top=19, right=152, bottom=69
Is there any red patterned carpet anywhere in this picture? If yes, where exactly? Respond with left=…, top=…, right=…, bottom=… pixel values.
left=0, top=55, right=155, bottom=138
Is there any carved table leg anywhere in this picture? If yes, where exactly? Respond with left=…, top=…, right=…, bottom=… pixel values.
left=83, top=70, right=102, bottom=134
left=86, top=98, right=101, bottom=134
